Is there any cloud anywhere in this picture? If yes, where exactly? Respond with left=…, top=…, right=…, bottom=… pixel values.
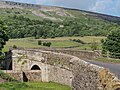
left=90, top=0, right=120, bottom=16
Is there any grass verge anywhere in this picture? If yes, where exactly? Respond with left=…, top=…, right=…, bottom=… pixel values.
left=94, top=57, right=120, bottom=63
left=0, top=82, right=71, bottom=90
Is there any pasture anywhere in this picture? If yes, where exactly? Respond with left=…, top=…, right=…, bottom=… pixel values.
left=3, top=36, right=106, bottom=52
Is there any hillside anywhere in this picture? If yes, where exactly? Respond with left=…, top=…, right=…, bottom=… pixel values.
left=1, top=1, right=120, bottom=22
left=0, top=1, right=120, bottom=38
left=0, top=1, right=73, bottom=20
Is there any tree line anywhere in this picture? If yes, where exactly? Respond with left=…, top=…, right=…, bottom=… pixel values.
left=2, top=15, right=120, bottom=39
left=0, top=20, right=9, bottom=59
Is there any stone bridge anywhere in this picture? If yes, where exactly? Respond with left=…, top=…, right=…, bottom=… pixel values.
left=2, top=49, right=120, bottom=90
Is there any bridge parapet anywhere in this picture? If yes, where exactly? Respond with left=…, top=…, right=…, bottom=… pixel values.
left=5, top=49, right=120, bottom=90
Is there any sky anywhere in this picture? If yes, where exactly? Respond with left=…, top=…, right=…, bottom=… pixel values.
left=6, top=0, right=120, bottom=17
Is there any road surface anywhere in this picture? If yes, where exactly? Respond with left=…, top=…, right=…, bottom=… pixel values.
left=85, top=60, right=120, bottom=79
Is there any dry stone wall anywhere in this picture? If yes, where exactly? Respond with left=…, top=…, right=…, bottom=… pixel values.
left=41, top=48, right=101, bottom=59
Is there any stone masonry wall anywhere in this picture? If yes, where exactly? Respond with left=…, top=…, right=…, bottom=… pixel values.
left=41, top=48, right=101, bottom=59
left=23, top=70, right=42, bottom=82
left=7, top=49, right=120, bottom=90
left=3, top=70, right=42, bottom=82
left=3, top=70, right=22, bottom=81
left=27, top=49, right=120, bottom=90
left=48, top=65, right=73, bottom=86
left=70, top=57, right=120, bottom=90
left=30, top=49, right=120, bottom=90
left=71, top=57, right=102, bottom=90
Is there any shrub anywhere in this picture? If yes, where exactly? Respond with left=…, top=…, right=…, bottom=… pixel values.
left=43, top=42, right=52, bottom=47
left=38, top=40, right=42, bottom=45
left=51, top=36, right=55, bottom=38
left=71, top=39, right=85, bottom=44
left=13, top=45, right=17, bottom=49
left=46, top=42, right=51, bottom=47
left=43, top=42, right=46, bottom=46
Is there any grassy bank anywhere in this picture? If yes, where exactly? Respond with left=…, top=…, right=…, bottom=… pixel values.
left=94, top=58, right=120, bottom=63
left=0, top=82, right=71, bottom=90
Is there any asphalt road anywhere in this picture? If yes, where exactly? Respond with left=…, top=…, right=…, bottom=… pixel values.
left=85, top=60, right=120, bottom=79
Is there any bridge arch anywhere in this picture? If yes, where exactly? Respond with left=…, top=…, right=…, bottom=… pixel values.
left=31, top=65, right=41, bottom=70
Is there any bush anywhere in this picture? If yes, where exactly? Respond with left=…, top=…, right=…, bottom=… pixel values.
left=43, top=42, right=52, bottom=47
left=13, top=45, right=17, bottom=49
left=46, top=42, right=52, bottom=47
left=51, top=36, right=55, bottom=39
left=38, top=40, right=42, bottom=45
left=71, top=39, right=85, bottom=44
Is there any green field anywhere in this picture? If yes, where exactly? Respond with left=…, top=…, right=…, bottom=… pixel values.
left=3, top=36, right=106, bottom=52
left=39, top=36, right=106, bottom=43
left=0, top=82, right=71, bottom=90
left=2, top=37, right=45, bottom=52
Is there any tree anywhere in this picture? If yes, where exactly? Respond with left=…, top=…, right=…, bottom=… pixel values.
left=46, top=42, right=52, bottom=47
left=43, top=42, right=52, bottom=47
left=0, top=20, right=9, bottom=59
left=102, top=29, right=120, bottom=59
left=38, top=40, right=42, bottom=45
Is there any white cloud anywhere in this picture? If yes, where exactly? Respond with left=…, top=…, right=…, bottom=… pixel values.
left=89, top=0, right=120, bottom=16
left=90, top=0, right=113, bottom=12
